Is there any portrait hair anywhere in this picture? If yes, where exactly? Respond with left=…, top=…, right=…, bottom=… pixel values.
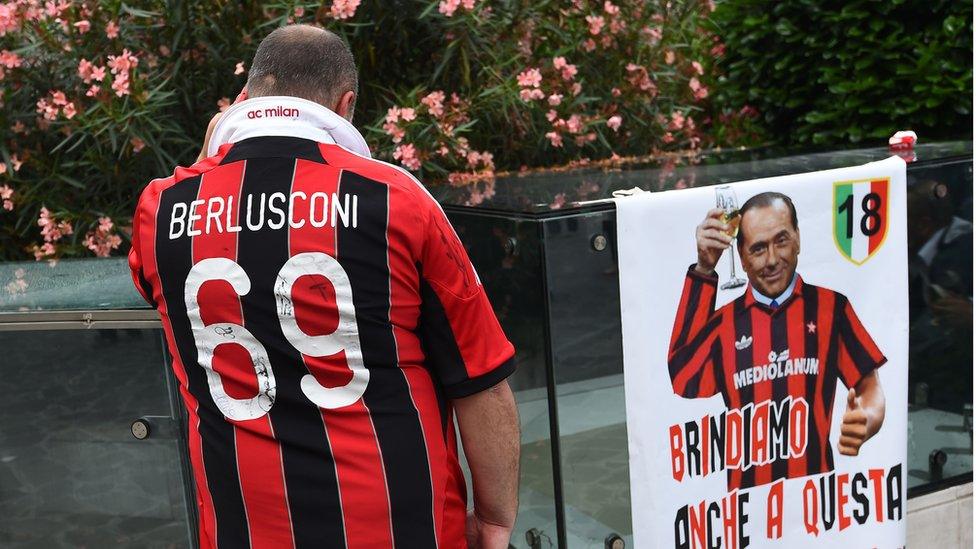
left=737, top=191, right=799, bottom=247
left=247, top=25, right=359, bottom=110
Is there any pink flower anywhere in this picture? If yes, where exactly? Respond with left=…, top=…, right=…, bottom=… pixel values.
left=0, top=49, right=21, bottom=69
left=563, top=65, right=578, bottom=81
left=691, top=61, right=704, bottom=75
left=330, top=0, right=360, bottom=19
left=571, top=82, right=582, bottom=96
left=36, top=98, right=58, bottom=121
left=668, top=111, right=685, bottom=131
left=111, top=73, right=130, bottom=97
left=0, top=4, right=18, bottom=36
left=84, top=217, right=122, bottom=257
left=400, top=107, right=416, bottom=122
left=77, top=58, right=93, bottom=81
left=609, top=17, right=626, bottom=35
left=294, top=6, right=305, bottom=17
left=665, top=50, right=675, bottom=65
left=385, top=106, right=401, bottom=124
left=519, top=88, right=544, bottom=101
left=86, top=85, right=100, bottom=97
left=611, top=87, right=621, bottom=97
left=566, top=114, right=583, bottom=134
left=74, top=19, right=90, bottom=33
left=107, top=49, right=138, bottom=75
left=421, top=90, right=445, bottom=117
left=607, top=115, right=622, bottom=132
left=382, top=121, right=405, bottom=143
left=641, top=26, right=663, bottom=44
left=130, top=137, right=145, bottom=152
left=51, top=91, right=67, bottom=106
left=439, top=0, right=460, bottom=16
left=689, top=77, right=708, bottom=100
left=393, top=143, right=421, bottom=170
left=549, top=193, right=566, bottom=209
left=545, top=131, right=563, bottom=148
left=105, top=20, right=119, bottom=39
left=516, top=68, right=542, bottom=88
left=234, top=62, right=245, bottom=75
left=34, top=242, right=57, bottom=260
left=585, top=15, right=605, bottom=35
left=546, top=110, right=559, bottom=122
left=625, top=63, right=656, bottom=95
left=438, top=0, right=474, bottom=16
left=0, top=184, right=12, bottom=200
left=38, top=207, right=69, bottom=242
left=91, top=66, right=106, bottom=81
left=62, top=102, right=76, bottom=119
left=553, top=57, right=578, bottom=81
left=603, top=1, right=620, bottom=15
left=0, top=162, right=5, bottom=175
left=583, top=39, right=597, bottom=52
left=547, top=94, right=563, bottom=106
left=9, top=154, right=22, bottom=172
left=711, top=42, right=726, bottom=57
left=217, top=97, right=231, bottom=111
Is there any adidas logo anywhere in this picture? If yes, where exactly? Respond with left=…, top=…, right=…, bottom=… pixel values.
left=734, top=335, right=753, bottom=350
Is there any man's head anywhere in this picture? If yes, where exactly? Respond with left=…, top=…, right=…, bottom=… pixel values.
left=737, top=192, right=800, bottom=298
left=247, top=25, right=359, bottom=120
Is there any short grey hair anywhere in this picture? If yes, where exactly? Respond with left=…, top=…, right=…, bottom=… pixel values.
left=247, top=25, right=358, bottom=109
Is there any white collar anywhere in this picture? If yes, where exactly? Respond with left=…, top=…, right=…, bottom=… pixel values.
left=207, top=95, right=371, bottom=158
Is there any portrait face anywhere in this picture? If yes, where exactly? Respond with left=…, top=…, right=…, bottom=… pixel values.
left=737, top=200, right=800, bottom=298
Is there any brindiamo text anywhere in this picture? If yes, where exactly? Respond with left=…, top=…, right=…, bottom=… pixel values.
left=668, top=397, right=809, bottom=480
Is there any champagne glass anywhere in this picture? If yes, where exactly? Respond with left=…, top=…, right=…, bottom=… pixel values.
left=715, top=186, right=746, bottom=289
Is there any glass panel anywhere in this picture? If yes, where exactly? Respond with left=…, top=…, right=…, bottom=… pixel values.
left=542, top=156, right=974, bottom=546
left=905, top=158, right=973, bottom=492
left=0, top=258, right=148, bottom=312
left=542, top=211, right=630, bottom=548
left=446, top=210, right=560, bottom=547
left=431, top=141, right=972, bottom=213
left=0, top=329, right=193, bottom=548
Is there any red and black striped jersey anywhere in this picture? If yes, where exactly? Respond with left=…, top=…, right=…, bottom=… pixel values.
left=128, top=135, right=515, bottom=549
left=667, top=266, right=886, bottom=490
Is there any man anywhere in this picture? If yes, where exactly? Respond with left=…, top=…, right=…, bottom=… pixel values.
left=667, top=191, right=886, bottom=490
left=128, top=25, right=519, bottom=549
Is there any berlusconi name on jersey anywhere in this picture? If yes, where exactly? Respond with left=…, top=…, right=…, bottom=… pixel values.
left=168, top=191, right=360, bottom=239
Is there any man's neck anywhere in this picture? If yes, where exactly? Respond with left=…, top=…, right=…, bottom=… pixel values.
left=751, top=272, right=798, bottom=306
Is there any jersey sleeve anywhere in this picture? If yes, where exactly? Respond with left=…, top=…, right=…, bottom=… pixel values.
left=667, top=266, right=724, bottom=399
left=128, top=185, right=156, bottom=307
left=416, top=201, right=515, bottom=399
left=835, top=295, right=886, bottom=388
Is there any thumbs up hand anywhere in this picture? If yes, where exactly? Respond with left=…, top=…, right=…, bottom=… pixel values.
left=839, top=388, right=868, bottom=456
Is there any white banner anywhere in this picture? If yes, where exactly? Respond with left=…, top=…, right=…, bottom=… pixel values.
left=617, top=156, right=908, bottom=548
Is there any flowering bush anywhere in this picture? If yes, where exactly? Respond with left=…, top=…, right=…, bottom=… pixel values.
left=0, top=0, right=746, bottom=261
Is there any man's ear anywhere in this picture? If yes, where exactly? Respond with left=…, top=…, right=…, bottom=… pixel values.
left=335, top=90, right=356, bottom=121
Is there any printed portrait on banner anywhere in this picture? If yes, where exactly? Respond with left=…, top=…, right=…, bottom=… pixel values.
left=617, top=157, right=908, bottom=548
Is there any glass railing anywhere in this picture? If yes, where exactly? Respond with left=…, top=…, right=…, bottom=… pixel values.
left=0, top=141, right=970, bottom=548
